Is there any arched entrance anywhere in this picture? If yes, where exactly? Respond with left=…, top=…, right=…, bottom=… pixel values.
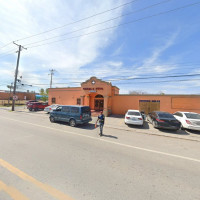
left=94, top=94, right=104, bottom=111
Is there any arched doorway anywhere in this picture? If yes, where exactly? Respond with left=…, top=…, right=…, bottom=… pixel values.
left=94, top=94, right=104, bottom=111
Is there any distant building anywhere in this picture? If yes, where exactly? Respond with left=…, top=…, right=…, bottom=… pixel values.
left=0, top=91, right=36, bottom=101
left=48, top=77, right=200, bottom=116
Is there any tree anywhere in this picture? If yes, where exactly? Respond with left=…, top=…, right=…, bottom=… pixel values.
left=129, top=90, right=148, bottom=95
left=39, top=88, right=48, bottom=102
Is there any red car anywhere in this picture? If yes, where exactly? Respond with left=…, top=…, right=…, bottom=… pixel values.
left=27, top=102, right=49, bottom=111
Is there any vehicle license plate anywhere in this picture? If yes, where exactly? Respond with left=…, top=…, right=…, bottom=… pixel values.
left=132, top=117, right=137, bottom=120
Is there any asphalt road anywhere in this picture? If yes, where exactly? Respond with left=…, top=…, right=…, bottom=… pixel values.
left=0, top=109, right=200, bottom=200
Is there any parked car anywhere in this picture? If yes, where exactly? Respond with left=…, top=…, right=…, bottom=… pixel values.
left=44, top=104, right=60, bottom=113
left=49, top=105, right=92, bottom=127
left=173, top=111, right=200, bottom=131
left=125, top=110, right=144, bottom=126
left=147, top=111, right=181, bottom=131
left=27, top=102, right=49, bottom=111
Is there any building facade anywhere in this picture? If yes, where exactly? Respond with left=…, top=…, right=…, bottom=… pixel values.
left=48, top=77, right=200, bottom=116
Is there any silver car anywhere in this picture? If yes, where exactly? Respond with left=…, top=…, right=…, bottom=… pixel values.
left=44, top=104, right=59, bottom=114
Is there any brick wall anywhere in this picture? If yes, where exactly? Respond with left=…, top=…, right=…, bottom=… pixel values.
left=0, top=92, right=36, bottom=100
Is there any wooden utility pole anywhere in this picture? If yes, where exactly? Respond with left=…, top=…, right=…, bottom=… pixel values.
left=12, top=42, right=26, bottom=111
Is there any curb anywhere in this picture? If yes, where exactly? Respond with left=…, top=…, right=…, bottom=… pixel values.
left=105, top=124, right=200, bottom=143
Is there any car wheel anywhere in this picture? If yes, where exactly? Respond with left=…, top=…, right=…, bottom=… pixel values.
left=152, top=121, right=157, bottom=128
left=50, top=116, right=55, bottom=123
left=29, top=108, right=32, bottom=111
left=69, top=119, right=76, bottom=127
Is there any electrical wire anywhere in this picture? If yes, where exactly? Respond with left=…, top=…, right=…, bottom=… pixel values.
left=13, top=0, right=140, bottom=43
left=24, top=0, right=172, bottom=46
left=26, top=1, right=200, bottom=49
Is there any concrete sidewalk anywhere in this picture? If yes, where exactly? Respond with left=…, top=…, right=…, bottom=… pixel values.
left=92, top=115, right=200, bottom=142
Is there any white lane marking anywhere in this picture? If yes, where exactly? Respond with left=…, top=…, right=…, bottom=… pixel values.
left=1, top=115, right=200, bottom=164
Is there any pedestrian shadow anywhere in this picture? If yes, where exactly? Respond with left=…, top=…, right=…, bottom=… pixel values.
left=101, top=134, right=118, bottom=139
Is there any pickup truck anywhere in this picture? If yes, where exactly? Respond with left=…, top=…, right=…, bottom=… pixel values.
left=27, top=102, right=49, bottom=111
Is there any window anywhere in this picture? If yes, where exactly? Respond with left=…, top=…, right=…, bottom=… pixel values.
left=71, top=107, right=79, bottom=113
left=127, top=112, right=140, bottom=116
left=62, top=106, right=70, bottom=113
left=77, top=98, right=81, bottom=105
left=52, top=97, right=56, bottom=103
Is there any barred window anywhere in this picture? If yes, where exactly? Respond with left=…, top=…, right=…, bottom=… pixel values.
left=77, top=98, right=81, bottom=105
left=52, top=98, right=56, bottom=103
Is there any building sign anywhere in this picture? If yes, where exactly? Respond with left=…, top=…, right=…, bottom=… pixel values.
left=139, top=100, right=160, bottom=102
left=83, top=88, right=103, bottom=91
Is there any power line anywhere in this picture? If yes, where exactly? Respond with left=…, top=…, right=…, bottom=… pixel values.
left=26, top=1, right=200, bottom=49
left=13, top=0, right=140, bottom=43
left=24, top=0, right=171, bottom=46
left=24, top=73, right=200, bottom=86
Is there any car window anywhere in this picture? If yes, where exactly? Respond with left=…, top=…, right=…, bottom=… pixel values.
left=56, top=106, right=62, bottom=111
left=158, top=113, right=175, bottom=118
left=81, top=107, right=90, bottom=114
left=127, top=111, right=140, bottom=116
left=174, top=112, right=183, bottom=117
left=62, top=107, right=70, bottom=113
left=71, top=107, right=79, bottom=113
left=184, top=113, right=200, bottom=119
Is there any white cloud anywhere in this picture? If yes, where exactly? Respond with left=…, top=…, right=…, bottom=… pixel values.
left=0, top=0, right=124, bottom=90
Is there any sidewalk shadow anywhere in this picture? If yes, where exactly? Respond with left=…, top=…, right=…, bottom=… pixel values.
left=54, top=121, right=96, bottom=130
left=108, top=114, right=124, bottom=119
left=158, top=129, right=189, bottom=135
left=185, top=129, right=200, bottom=135
left=127, top=121, right=150, bottom=129
left=76, top=123, right=96, bottom=130
left=101, top=134, right=118, bottom=139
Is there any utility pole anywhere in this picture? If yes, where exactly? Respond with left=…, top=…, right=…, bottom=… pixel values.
left=8, top=82, right=13, bottom=105
left=49, top=69, right=55, bottom=88
left=12, top=42, right=26, bottom=111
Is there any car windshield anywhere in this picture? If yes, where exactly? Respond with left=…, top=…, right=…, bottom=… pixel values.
left=127, top=112, right=140, bottom=116
left=185, top=113, right=200, bottom=119
left=158, top=113, right=174, bottom=118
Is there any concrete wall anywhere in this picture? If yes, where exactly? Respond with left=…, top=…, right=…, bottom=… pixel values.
left=112, top=95, right=200, bottom=115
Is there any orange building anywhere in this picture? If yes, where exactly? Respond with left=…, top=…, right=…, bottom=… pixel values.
left=48, top=77, right=200, bottom=116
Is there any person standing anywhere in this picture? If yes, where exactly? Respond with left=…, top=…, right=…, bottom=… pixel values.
left=96, top=111, right=105, bottom=136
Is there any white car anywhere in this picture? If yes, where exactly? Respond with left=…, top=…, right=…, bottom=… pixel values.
left=44, top=104, right=59, bottom=113
left=173, top=111, right=200, bottom=131
left=125, top=109, right=144, bottom=126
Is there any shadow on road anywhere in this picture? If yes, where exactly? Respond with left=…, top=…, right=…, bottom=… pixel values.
left=55, top=121, right=96, bottom=130
left=101, top=134, right=118, bottom=139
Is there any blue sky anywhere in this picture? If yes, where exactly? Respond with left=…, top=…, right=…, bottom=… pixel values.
left=0, top=0, right=200, bottom=94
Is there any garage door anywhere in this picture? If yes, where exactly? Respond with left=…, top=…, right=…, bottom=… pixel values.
left=139, top=100, right=160, bottom=114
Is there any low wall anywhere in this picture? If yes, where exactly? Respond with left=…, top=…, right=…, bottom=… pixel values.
left=111, top=95, right=200, bottom=115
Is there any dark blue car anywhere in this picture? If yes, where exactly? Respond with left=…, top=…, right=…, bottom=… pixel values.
left=49, top=105, right=92, bottom=127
